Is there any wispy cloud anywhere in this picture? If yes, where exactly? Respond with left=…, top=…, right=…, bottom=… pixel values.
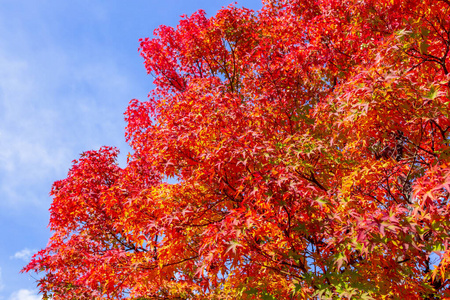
left=0, top=3, right=135, bottom=207
left=10, top=249, right=36, bottom=262
left=0, top=49, right=74, bottom=207
left=8, top=289, right=41, bottom=300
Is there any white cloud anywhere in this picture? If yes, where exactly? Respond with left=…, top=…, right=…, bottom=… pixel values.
left=11, top=249, right=36, bottom=262
left=8, top=289, right=41, bottom=300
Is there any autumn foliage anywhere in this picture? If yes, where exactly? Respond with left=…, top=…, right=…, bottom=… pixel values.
left=24, top=0, right=450, bottom=298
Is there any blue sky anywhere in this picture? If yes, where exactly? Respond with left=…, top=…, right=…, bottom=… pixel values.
left=0, top=1, right=263, bottom=299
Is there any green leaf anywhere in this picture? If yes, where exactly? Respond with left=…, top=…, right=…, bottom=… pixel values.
left=432, top=243, right=445, bottom=252
left=244, top=288, right=258, bottom=296
left=419, top=41, right=430, bottom=54
left=421, top=27, right=430, bottom=37
left=292, top=224, right=307, bottom=232
left=425, top=86, right=439, bottom=100
left=261, top=294, right=277, bottom=300
left=335, top=252, right=347, bottom=269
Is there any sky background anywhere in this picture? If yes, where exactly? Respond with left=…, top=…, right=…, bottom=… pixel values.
left=0, top=0, right=263, bottom=299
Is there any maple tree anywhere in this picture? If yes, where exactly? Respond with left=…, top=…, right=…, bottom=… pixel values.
left=24, top=0, right=450, bottom=299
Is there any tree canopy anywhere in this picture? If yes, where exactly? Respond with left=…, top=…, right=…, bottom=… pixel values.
left=24, top=0, right=450, bottom=298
